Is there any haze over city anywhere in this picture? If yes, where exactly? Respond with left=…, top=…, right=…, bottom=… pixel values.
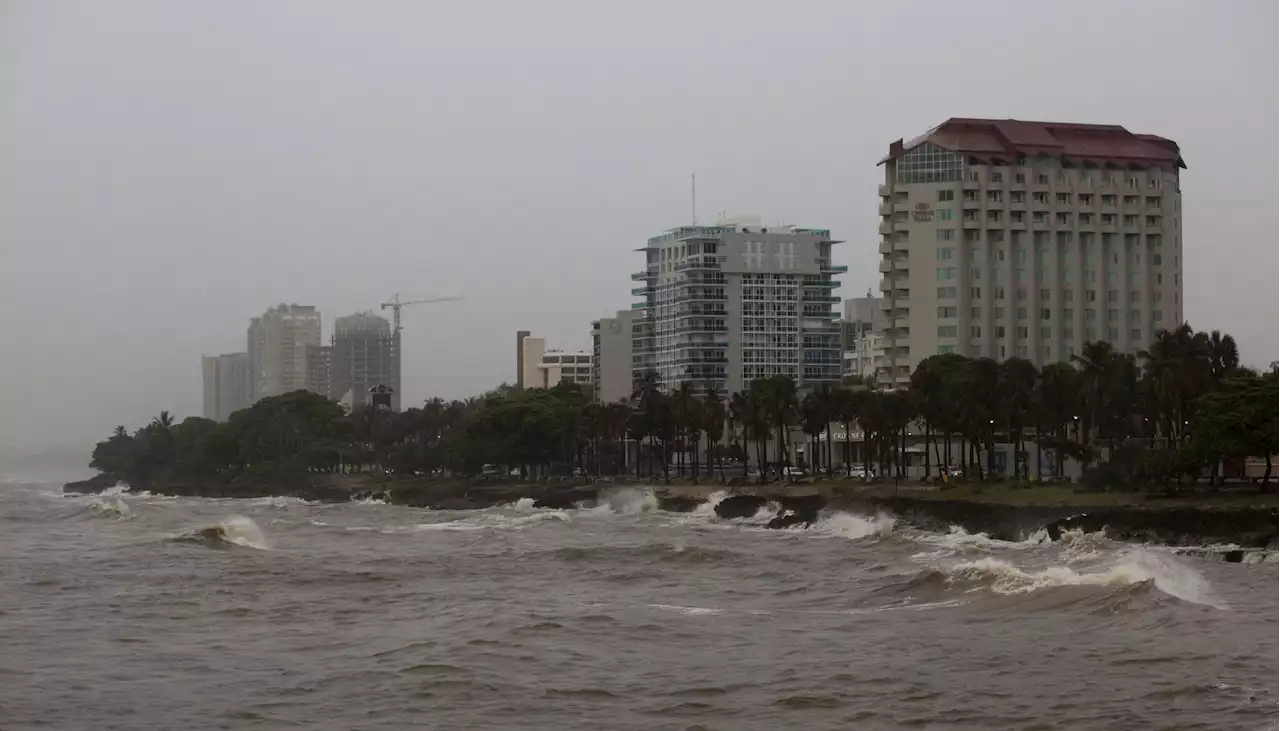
left=1, top=0, right=1275, bottom=453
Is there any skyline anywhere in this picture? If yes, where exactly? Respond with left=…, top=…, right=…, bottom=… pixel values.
left=2, top=1, right=1276, bottom=451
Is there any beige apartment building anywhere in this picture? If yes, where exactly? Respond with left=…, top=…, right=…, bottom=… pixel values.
left=516, top=331, right=593, bottom=390
left=876, top=118, right=1185, bottom=386
left=247, top=304, right=323, bottom=400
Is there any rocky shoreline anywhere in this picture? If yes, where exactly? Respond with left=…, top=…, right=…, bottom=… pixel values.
left=63, top=474, right=1277, bottom=555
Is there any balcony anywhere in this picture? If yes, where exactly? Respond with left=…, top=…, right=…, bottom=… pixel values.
left=878, top=183, right=891, bottom=198
left=802, top=294, right=841, bottom=304
left=631, top=302, right=648, bottom=310
left=879, top=200, right=894, bottom=215
left=962, top=216, right=982, bottom=229
left=962, top=196, right=981, bottom=209
left=878, top=240, right=893, bottom=255
left=821, top=263, right=849, bottom=273
left=963, top=177, right=981, bottom=190
left=879, top=277, right=893, bottom=292
left=878, top=220, right=894, bottom=235
left=631, top=286, right=650, bottom=296
left=878, top=259, right=895, bottom=274
left=631, top=269, right=655, bottom=281
left=893, top=317, right=910, bottom=329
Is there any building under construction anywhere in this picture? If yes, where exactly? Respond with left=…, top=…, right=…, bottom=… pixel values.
left=328, top=312, right=401, bottom=411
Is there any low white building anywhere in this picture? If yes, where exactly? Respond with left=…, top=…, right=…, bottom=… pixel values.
left=843, top=330, right=887, bottom=383
left=516, top=332, right=593, bottom=390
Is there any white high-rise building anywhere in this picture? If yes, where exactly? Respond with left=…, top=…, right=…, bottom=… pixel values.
left=247, top=304, right=323, bottom=399
left=516, top=332, right=593, bottom=390
left=201, top=352, right=251, bottom=421
left=877, top=118, right=1184, bottom=386
left=591, top=310, right=634, bottom=403
left=631, top=215, right=844, bottom=394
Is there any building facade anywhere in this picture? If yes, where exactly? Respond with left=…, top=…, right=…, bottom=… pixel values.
left=591, top=309, right=635, bottom=403
left=840, top=292, right=886, bottom=381
left=631, top=215, right=844, bottom=394
left=201, top=352, right=252, bottom=421
left=247, top=304, right=323, bottom=399
left=516, top=332, right=593, bottom=390
left=331, top=312, right=400, bottom=411
left=877, top=118, right=1184, bottom=386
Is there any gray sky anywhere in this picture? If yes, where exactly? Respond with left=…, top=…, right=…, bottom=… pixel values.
left=1, top=0, right=1276, bottom=452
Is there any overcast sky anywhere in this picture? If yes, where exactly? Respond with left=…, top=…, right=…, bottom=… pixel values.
left=1, top=0, right=1276, bottom=452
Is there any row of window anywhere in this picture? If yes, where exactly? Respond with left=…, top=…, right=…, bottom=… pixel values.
left=972, top=170, right=1164, bottom=190
left=938, top=327, right=1157, bottom=346
left=921, top=229, right=1170, bottom=249
left=957, top=190, right=1163, bottom=208
left=936, top=287, right=1172, bottom=305
left=937, top=306, right=1164, bottom=323
left=941, top=267, right=1177, bottom=288
left=956, top=211, right=1164, bottom=226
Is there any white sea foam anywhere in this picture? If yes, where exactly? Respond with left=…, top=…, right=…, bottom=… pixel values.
left=191, top=516, right=269, bottom=549
left=807, top=511, right=896, bottom=540
left=691, top=491, right=729, bottom=516
left=99, top=483, right=131, bottom=497
left=511, top=497, right=538, bottom=511
left=252, top=496, right=312, bottom=508
left=648, top=603, right=723, bottom=616
left=942, top=548, right=1226, bottom=608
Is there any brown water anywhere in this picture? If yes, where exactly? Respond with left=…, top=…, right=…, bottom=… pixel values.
left=2, top=481, right=1276, bottom=731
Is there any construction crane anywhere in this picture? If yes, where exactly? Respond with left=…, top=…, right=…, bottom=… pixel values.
left=380, top=293, right=464, bottom=332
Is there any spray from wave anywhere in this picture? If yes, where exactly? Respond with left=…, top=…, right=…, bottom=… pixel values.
left=582, top=487, right=658, bottom=515
left=803, top=511, right=897, bottom=540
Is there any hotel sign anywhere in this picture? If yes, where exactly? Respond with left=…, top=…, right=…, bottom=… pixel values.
left=911, top=202, right=933, bottom=223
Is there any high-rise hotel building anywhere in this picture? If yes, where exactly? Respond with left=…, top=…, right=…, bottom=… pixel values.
left=631, top=215, right=845, bottom=395
left=876, top=118, right=1184, bottom=386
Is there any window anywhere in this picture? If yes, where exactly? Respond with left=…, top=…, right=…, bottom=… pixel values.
left=1037, top=268, right=1048, bottom=281
left=1014, top=247, right=1028, bottom=263
left=1108, top=290, right=1119, bottom=302
left=937, top=229, right=956, bottom=242
left=1011, top=211, right=1025, bottom=223
left=937, top=325, right=958, bottom=337
left=1079, top=194, right=1093, bottom=206
left=1079, top=213, right=1093, bottom=225
left=995, top=326, right=1006, bottom=337
left=1040, top=326, right=1052, bottom=339
left=937, top=286, right=957, bottom=299
left=1129, top=292, right=1140, bottom=304
left=1011, top=191, right=1026, bottom=203
left=971, top=325, right=982, bottom=337
left=1156, top=273, right=1163, bottom=285
left=964, top=190, right=979, bottom=202
left=937, top=267, right=957, bottom=281
left=1130, top=329, right=1141, bottom=341
left=1037, top=174, right=1050, bottom=185
left=1017, top=307, right=1028, bottom=320
left=1101, top=194, right=1116, bottom=206
left=988, top=190, right=1003, bottom=203
left=1146, top=215, right=1160, bottom=227
left=987, top=210, right=1003, bottom=222
left=1063, top=289, right=1074, bottom=302
left=937, top=247, right=955, bottom=263
left=1107, top=271, right=1117, bottom=285
left=1033, top=192, right=1050, bottom=204
left=938, top=208, right=954, bottom=221
left=1153, top=309, right=1164, bottom=322
left=988, top=230, right=1005, bottom=243
left=1040, top=345, right=1051, bottom=359
left=994, top=269, right=1004, bottom=283
left=995, top=306, right=1006, bottom=319
left=970, top=287, right=982, bottom=299
left=1152, top=291, right=1163, bottom=304
left=1149, top=178, right=1161, bottom=189
left=1085, top=309, right=1097, bottom=322
left=1040, top=308, right=1051, bottom=320
left=1086, top=327, right=1098, bottom=341
left=938, top=306, right=957, bottom=318
left=1063, top=308, right=1074, bottom=320
left=938, top=345, right=957, bottom=354
left=963, top=229, right=981, bottom=242
left=1145, top=196, right=1161, bottom=209
left=1056, top=212, right=1073, bottom=226
left=971, top=307, right=981, bottom=319
left=1015, top=173, right=1026, bottom=184
left=1064, top=328, right=1074, bottom=341
left=1127, top=177, right=1139, bottom=189
left=896, top=143, right=964, bottom=184
left=1084, top=270, right=1097, bottom=285
left=994, top=287, right=1006, bottom=301
left=937, top=190, right=955, bottom=202
left=971, top=268, right=982, bottom=281
left=1085, top=290, right=1097, bottom=302
left=1040, top=288, right=1051, bottom=301
left=1124, top=215, right=1139, bottom=226
left=1124, top=195, right=1139, bottom=207
left=1033, top=211, right=1049, bottom=223
left=1016, top=268, right=1028, bottom=282
left=1056, top=193, right=1071, bottom=205
left=894, top=211, right=909, bottom=222
left=1101, top=214, right=1117, bottom=225
left=1017, top=326, right=1029, bottom=338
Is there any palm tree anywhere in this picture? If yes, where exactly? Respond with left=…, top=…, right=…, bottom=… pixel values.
left=831, top=388, right=858, bottom=476
left=808, top=383, right=838, bottom=477
left=671, top=381, right=700, bottom=480
left=730, top=387, right=770, bottom=483
left=1000, top=358, right=1039, bottom=480
left=799, top=391, right=826, bottom=476
left=701, top=387, right=727, bottom=482
left=757, top=375, right=799, bottom=475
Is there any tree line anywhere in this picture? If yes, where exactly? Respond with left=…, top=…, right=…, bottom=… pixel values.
left=90, top=323, right=1275, bottom=490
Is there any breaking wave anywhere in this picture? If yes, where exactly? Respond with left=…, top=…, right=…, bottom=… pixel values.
left=805, top=511, right=897, bottom=540
left=925, top=549, right=1226, bottom=609
left=175, top=516, right=269, bottom=549
left=581, top=487, right=658, bottom=515
left=85, top=496, right=132, bottom=520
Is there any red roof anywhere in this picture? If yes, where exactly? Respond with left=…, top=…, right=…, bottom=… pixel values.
left=882, top=118, right=1185, bottom=169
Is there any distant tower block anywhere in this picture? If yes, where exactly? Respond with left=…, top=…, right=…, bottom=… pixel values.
left=369, top=384, right=395, bottom=411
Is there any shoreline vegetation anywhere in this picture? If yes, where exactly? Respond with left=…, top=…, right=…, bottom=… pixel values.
left=67, top=326, right=1276, bottom=549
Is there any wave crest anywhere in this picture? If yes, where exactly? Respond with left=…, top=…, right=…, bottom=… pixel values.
left=176, top=516, right=269, bottom=549
left=85, top=496, right=132, bottom=520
